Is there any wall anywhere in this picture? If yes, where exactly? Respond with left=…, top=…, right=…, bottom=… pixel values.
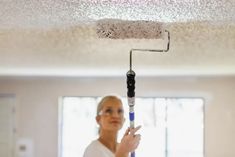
left=0, top=76, right=234, bottom=157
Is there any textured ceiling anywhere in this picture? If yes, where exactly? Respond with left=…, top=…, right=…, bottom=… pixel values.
left=1, top=0, right=235, bottom=29
left=0, top=0, right=235, bottom=76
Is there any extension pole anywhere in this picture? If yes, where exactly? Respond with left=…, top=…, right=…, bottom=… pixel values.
left=126, top=29, right=170, bottom=157
left=126, top=69, right=136, bottom=157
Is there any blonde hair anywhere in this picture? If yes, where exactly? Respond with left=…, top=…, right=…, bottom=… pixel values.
left=96, top=95, right=123, bottom=116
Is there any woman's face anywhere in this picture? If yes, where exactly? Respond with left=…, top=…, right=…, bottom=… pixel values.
left=96, top=98, right=125, bottom=132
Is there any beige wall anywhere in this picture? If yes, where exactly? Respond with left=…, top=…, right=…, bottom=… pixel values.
left=0, top=76, right=235, bottom=157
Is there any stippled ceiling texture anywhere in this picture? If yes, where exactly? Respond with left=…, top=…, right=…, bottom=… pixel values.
left=0, top=0, right=235, bottom=76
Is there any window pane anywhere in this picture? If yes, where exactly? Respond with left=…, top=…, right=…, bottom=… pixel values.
left=167, top=98, right=204, bottom=157
left=61, top=97, right=98, bottom=157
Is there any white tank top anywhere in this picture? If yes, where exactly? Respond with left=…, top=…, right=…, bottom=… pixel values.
left=83, top=140, right=115, bottom=157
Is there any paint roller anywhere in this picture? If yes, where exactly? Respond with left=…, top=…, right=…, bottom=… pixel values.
left=96, top=19, right=170, bottom=157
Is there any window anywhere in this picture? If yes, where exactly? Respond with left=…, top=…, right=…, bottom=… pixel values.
left=59, top=97, right=204, bottom=157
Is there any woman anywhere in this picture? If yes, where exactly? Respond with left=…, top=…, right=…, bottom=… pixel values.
left=83, top=95, right=141, bottom=157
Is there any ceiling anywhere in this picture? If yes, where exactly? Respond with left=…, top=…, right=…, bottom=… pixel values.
left=0, top=0, right=235, bottom=77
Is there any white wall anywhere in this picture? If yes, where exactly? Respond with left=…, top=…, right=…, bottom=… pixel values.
left=0, top=76, right=234, bottom=157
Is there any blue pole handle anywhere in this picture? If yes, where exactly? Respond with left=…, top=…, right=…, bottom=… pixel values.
left=131, top=152, right=135, bottom=157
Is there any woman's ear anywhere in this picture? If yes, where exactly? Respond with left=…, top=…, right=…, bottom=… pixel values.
left=96, top=115, right=100, bottom=124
